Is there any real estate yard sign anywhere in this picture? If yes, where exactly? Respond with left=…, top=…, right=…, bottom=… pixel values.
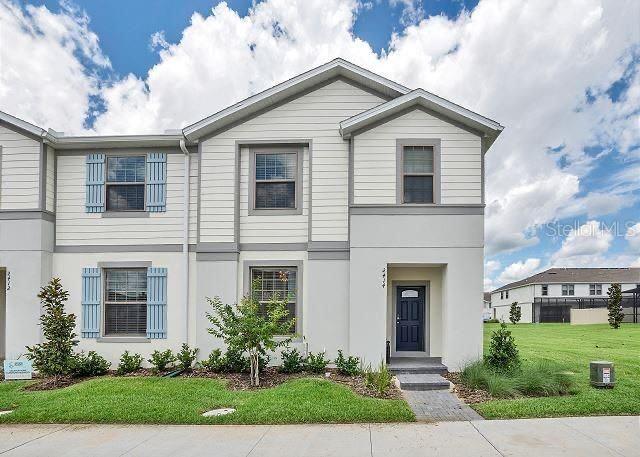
left=3, top=360, right=33, bottom=380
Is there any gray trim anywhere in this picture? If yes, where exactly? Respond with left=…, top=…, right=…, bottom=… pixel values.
left=0, top=145, right=3, bottom=207
left=308, top=250, right=350, bottom=260
left=97, top=261, right=152, bottom=268
left=308, top=241, right=349, bottom=251
left=239, top=243, right=307, bottom=251
left=196, top=142, right=202, bottom=246
left=481, top=136, right=489, bottom=205
left=97, top=337, right=151, bottom=344
left=196, top=242, right=239, bottom=253
left=242, top=260, right=303, bottom=335
left=196, top=252, right=239, bottom=261
left=391, top=280, right=430, bottom=355
left=55, top=244, right=189, bottom=253
left=0, top=210, right=55, bottom=221
left=234, top=141, right=240, bottom=243
left=39, top=141, right=46, bottom=210
left=101, top=211, right=150, bottom=218
left=396, top=139, right=441, bottom=205
left=248, top=144, right=304, bottom=216
left=192, top=75, right=396, bottom=142
left=0, top=118, right=44, bottom=142
left=350, top=205, right=484, bottom=215
left=307, top=140, right=313, bottom=242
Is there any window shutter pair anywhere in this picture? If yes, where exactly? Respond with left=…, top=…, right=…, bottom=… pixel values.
left=81, top=267, right=167, bottom=339
left=84, top=153, right=166, bottom=212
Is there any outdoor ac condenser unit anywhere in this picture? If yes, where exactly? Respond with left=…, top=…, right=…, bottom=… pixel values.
left=590, top=361, right=615, bottom=388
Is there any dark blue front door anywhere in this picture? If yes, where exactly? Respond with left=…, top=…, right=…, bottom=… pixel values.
left=396, top=286, right=425, bottom=351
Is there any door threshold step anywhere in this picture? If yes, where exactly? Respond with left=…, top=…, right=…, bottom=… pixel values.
left=396, top=373, right=450, bottom=391
left=389, top=364, right=447, bottom=375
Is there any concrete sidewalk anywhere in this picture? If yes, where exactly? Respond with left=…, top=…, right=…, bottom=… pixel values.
left=0, top=416, right=638, bottom=456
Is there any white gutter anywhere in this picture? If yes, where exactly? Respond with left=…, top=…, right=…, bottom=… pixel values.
left=179, top=138, right=190, bottom=345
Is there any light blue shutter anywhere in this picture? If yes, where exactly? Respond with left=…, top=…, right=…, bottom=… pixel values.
left=147, top=267, right=167, bottom=339
left=81, top=268, right=101, bottom=338
left=146, top=153, right=167, bottom=212
left=86, top=154, right=105, bottom=213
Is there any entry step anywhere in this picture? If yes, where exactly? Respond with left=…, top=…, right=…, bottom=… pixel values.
left=396, top=374, right=450, bottom=391
left=388, top=358, right=447, bottom=375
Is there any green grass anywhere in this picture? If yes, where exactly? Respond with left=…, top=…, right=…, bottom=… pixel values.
left=0, top=376, right=414, bottom=424
left=473, top=323, right=640, bottom=419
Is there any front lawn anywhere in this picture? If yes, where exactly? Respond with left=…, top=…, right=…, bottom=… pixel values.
left=0, top=376, right=414, bottom=424
left=473, top=323, right=640, bottom=419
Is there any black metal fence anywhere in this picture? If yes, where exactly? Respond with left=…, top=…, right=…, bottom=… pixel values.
left=534, top=297, right=639, bottom=323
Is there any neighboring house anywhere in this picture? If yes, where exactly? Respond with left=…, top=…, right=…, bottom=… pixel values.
left=491, top=268, right=640, bottom=323
left=0, top=59, right=503, bottom=370
left=482, top=292, right=492, bottom=321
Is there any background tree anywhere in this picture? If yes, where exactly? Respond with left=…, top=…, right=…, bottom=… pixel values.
left=206, top=278, right=295, bottom=386
left=607, top=283, right=624, bottom=329
left=25, top=278, right=77, bottom=376
left=509, top=302, right=521, bottom=324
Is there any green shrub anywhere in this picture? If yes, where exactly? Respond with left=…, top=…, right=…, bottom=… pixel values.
left=176, top=343, right=199, bottom=371
left=304, top=351, right=329, bottom=373
left=117, top=351, right=143, bottom=375
left=148, top=349, right=176, bottom=372
left=71, top=351, right=110, bottom=377
left=25, top=278, right=77, bottom=377
left=279, top=348, right=305, bottom=373
left=223, top=346, right=251, bottom=373
left=460, top=360, right=575, bottom=398
left=484, top=322, right=520, bottom=372
left=335, top=350, right=360, bottom=376
left=509, top=302, right=522, bottom=324
left=363, top=361, right=393, bottom=395
left=201, top=349, right=225, bottom=372
left=484, top=319, right=500, bottom=323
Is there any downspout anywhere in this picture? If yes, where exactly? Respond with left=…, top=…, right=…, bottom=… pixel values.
left=179, top=138, right=190, bottom=345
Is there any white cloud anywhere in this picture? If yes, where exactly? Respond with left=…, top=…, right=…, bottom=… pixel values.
left=550, top=220, right=614, bottom=266
left=0, top=0, right=110, bottom=132
left=496, top=258, right=541, bottom=285
left=389, top=0, right=425, bottom=26
left=1, top=0, right=639, bottom=258
left=626, top=222, right=640, bottom=252
left=485, top=260, right=501, bottom=275
left=149, top=31, right=170, bottom=52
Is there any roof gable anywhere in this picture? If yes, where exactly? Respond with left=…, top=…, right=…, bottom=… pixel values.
left=182, top=58, right=410, bottom=141
left=339, top=89, right=503, bottom=147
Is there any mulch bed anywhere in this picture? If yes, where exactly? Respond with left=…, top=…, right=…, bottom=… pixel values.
left=23, top=375, right=80, bottom=392
left=442, top=372, right=491, bottom=404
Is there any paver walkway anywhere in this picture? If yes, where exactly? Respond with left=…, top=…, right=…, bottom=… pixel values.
left=402, top=390, right=484, bottom=421
left=0, top=416, right=638, bottom=456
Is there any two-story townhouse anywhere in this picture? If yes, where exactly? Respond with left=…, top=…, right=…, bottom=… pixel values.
left=491, top=268, right=640, bottom=323
left=0, top=59, right=503, bottom=370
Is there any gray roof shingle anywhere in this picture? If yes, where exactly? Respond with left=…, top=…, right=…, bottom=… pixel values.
left=493, top=268, right=640, bottom=293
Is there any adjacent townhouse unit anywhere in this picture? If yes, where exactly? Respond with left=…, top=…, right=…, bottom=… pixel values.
left=491, top=268, right=640, bottom=323
left=0, top=59, right=503, bottom=370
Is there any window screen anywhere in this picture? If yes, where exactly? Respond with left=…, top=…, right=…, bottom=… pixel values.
left=562, top=284, right=574, bottom=296
left=106, top=156, right=145, bottom=211
left=250, top=267, right=297, bottom=332
left=254, top=153, right=297, bottom=209
left=104, top=269, right=147, bottom=335
left=589, top=284, right=602, bottom=295
left=541, top=284, right=548, bottom=296
left=403, top=146, right=434, bottom=203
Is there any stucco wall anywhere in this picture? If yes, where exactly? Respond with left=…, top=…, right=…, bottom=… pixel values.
left=570, top=308, right=609, bottom=325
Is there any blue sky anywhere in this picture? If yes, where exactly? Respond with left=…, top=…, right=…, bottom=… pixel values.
left=2, top=0, right=639, bottom=290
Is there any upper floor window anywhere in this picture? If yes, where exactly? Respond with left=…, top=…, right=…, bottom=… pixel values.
left=562, top=284, right=574, bottom=296
left=250, top=266, right=297, bottom=333
left=505, top=290, right=509, bottom=299
left=106, top=156, right=145, bottom=211
left=104, top=269, right=147, bottom=336
left=589, top=284, right=602, bottom=295
left=541, top=284, right=548, bottom=296
left=401, top=145, right=434, bottom=203
left=250, top=147, right=302, bottom=214
left=500, top=291, right=504, bottom=299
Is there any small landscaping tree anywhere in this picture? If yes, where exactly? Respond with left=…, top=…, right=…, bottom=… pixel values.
left=485, top=322, right=520, bottom=372
left=509, top=302, right=521, bottom=324
left=25, top=278, right=78, bottom=377
left=206, top=278, right=295, bottom=386
left=607, top=283, right=624, bottom=329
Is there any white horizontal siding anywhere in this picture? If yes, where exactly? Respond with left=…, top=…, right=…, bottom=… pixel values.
left=56, top=152, right=195, bottom=246
left=0, top=125, right=40, bottom=210
left=199, top=79, right=385, bottom=243
left=353, top=109, right=483, bottom=205
left=46, top=146, right=55, bottom=212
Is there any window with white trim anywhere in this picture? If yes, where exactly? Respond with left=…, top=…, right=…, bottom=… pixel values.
left=250, top=266, right=297, bottom=333
left=104, top=269, right=147, bottom=336
left=106, top=156, right=145, bottom=211
left=402, top=145, right=434, bottom=203
left=254, top=152, right=297, bottom=209
left=562, top=284, right=574, bottom=296
left=589, top=284, right=602, bottom=295
left=541, top=284, right=548, bottom=296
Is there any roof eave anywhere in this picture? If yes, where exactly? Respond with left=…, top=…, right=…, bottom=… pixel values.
left=52, top=134, right=190, bottom=150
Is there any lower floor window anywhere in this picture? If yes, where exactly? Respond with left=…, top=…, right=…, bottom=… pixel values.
left=104, top=269, right=147, bottom=335
left=250, top=267, right=297, bottom=333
